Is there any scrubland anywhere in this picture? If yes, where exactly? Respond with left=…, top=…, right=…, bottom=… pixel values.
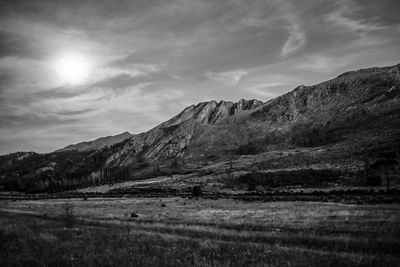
left=1, top=197, right=399, bottom=266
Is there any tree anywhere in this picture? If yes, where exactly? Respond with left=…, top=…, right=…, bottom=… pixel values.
left=153, top=163, right=161, bottom=176
left=170, top=158, right=180, bottom=170
left=192, top=185, right=202, bottom=197
left=362, top=157, right=382, bottom=186
left=63, top=202, right=74, bottom=228
left=247, top=183, right=256, bottom=191
left=371, top=153, right=399, bottom=191
left=236, top=143, right=258, bottom=155
left=227, top=159, right=234, bottom=179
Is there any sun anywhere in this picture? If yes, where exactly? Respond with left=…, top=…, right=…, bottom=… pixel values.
left=55, top=54, right=90, bottom=85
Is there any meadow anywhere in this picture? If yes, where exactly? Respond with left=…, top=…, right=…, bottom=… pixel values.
left=1, top=197, right=400, bottom=266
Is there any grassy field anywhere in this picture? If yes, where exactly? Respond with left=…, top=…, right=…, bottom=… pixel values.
left=1, top=198, right=400, bottom=266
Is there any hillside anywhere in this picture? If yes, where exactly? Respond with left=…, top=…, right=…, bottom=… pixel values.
left=56, top=132, right=133, bottom=152
left=1, top=63, right=399, bottom=192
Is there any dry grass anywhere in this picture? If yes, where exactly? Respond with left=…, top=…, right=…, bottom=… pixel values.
left=1, top=198, right=400, bottom=266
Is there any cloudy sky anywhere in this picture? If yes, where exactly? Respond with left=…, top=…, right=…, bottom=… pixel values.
left=0, top=0, right=399, bottom=154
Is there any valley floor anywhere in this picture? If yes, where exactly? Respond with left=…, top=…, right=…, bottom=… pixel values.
left=1, top=197, right=400, bottom=266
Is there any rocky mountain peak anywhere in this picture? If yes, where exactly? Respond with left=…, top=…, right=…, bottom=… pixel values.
left=236, top=99, right=263, bottom=112
left=161, top=99, right=263, bottom=127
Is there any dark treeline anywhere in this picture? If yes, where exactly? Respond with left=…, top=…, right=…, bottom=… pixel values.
left=1, top=166, right=133, bottom=193
left=0, top=143, right=139, bottom=192
left=0, top=142, right=188, bottom=193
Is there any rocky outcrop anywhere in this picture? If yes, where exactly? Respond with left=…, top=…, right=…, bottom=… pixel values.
left=105, top=99, right=263, bottom=166
left=161, top=99, right=263, bottom=127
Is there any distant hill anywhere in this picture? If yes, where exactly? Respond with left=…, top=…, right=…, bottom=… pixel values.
left=55, top=132, right=133, bottom=152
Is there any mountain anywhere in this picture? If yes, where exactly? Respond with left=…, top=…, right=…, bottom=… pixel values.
left=102, top=98, right=265, bottom=166
left=161, top=99, right=263, bottom=126
left=103, top=63, right=400, bottom=167
left=0, top=152, right=36, bottom=170
left=56, top=132, right=133, bottom=152
left=1, top=63, right=400, bottom=192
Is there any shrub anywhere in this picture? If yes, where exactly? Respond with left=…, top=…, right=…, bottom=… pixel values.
left=170, top=158, right=180, bottom=169
left=62, top=203, right=74, bottom=228
left=130, top=212, right=138, bottom=218
left=288, top=125, right=341, bottom=147
left=192, top=185, right=202, bottom=196
left=366, top=175, right=382, bottom=186
left=247, top=183, right=256, bottom=191
left=236, top=169, right=342, bottom=188
left=236, top=143, right=259, bottom=155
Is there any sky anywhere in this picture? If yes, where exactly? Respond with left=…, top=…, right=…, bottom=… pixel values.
left=0, top=0, right=399, bottom=154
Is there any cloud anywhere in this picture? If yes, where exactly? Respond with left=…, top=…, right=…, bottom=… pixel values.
left=94, top=73, right=148, bottom=89
left=281, top=15, right=306, bottom=57
left=31, top=87, right=87, bottom=100
left=325, top=11, right=386, bottom=33
left=0, top=31, right=37, bottom=59
left=92, top=71, right=171, bottom=95
left=0, top=73, right=13, bottom=94
left=205, top=70, right=249, bottom=85
left=242, top=71, right=299, bottom=98
left=296, top=55, right=349, bottom=73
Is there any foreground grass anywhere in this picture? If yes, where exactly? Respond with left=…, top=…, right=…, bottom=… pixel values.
left=1, top=209, right=399, bottom=267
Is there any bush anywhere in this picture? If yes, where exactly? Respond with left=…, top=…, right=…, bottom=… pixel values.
left=236, top=143, right=259, bottom=155
left=236, top=169, right=342, bottom=188
left=366, top=175, right=382, bottom=186
left=247, top=183, right=256, bottom=191
left=288, top=125, right=341, bottom=147
left=170, top=159, right=179, bottom=169
left=62, top=203, right=74, bottom=228
left=192, top=185, right=202, bottom=196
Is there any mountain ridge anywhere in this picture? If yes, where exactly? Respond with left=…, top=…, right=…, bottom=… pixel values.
left=53, top=99, right=264, bottom=153
left=102, top=62, right=400, bottom=166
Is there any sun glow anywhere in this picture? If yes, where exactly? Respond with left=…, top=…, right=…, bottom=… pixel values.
left=55, top=54, right=90, bottom=85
